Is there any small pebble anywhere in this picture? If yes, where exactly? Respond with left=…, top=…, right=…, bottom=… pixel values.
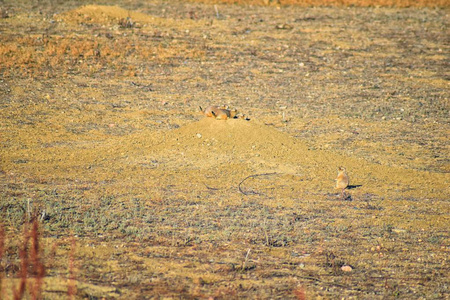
left=341, top=265, right=353, bottom=272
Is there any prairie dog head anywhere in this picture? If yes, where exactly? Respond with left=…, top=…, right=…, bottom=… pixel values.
left=337, top=166, right=346, bottom=174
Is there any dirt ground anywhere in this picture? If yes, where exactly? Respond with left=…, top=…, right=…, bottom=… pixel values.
left=0, top=0, right=449, bottom=299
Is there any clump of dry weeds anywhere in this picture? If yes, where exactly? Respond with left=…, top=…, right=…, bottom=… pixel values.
left=0, top=219, right=45, bottom=299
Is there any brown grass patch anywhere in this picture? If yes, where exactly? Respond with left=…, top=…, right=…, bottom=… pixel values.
left=0, top=33, right=205, bottom=78
left=192, top=0, right=449, bottom=7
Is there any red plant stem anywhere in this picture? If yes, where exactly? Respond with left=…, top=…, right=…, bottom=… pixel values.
left=67, top=237, right=77, bottom=299
left=0, top=224, right=4, bottom=299
left=13, top=222, right=30, bottom=300
left=30, top=219, right=45, bottom=300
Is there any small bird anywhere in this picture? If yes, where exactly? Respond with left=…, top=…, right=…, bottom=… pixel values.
left=335, top=167, right=349, bottom=199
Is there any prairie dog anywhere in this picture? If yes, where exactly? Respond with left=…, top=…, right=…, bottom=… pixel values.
left=200, top=105, right=238, bottom=120
left=212, top=108, right=238, bottom=120
left=200, top=105, right=224, bottom=117
left=335, top=167, right=349, bottom=198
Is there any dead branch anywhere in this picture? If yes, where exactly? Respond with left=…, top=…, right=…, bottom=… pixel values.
left=238, top=172, right=277, bottom=195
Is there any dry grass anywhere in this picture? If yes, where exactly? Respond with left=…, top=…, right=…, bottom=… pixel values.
left=193, top=0, right=449, bottom=7
left=0, top=0, right=449, bottom=298
left=0, top=33, right=205, bottom=79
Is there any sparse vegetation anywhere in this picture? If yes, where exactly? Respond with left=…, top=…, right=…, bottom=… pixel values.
left=194, top=0, right=449, bottom=7
left=0, top=0, right=448, bottom=298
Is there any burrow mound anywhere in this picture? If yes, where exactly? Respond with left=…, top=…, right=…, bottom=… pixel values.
left=137, top=117, right=334, bottom=175
left=59, top=5, right=198, bottom=28
left=60, top=5, right=156, bottom=25
left=132, top=117, right=449, bottom=200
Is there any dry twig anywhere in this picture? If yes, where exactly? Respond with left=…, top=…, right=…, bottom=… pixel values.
left=238, top=172, right=277, bottom=195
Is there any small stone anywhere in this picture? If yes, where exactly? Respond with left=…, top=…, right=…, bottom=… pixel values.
left=196, top=133, right=202, bottom=138
left=341, top=265, right=353, bottom=272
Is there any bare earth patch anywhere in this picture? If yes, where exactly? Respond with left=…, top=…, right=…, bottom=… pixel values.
left=0, top=0, right=449, bottom=299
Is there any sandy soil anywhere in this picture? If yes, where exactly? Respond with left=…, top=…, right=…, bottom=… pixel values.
left=0, top=1, right=449, bottom=299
